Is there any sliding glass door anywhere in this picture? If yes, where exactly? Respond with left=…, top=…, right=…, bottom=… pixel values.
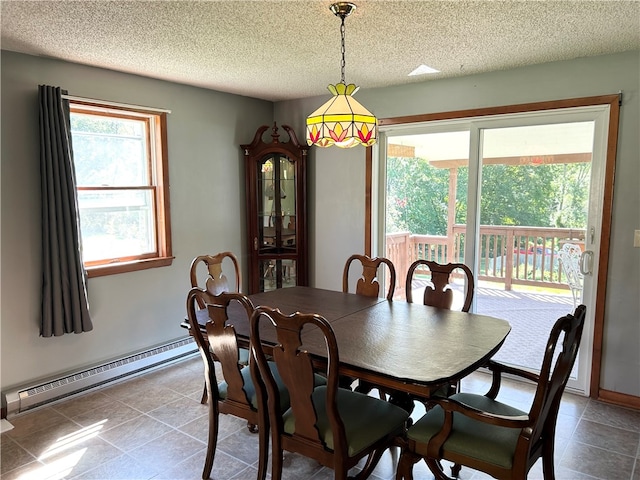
left=379, top=105, right=611, bottom=395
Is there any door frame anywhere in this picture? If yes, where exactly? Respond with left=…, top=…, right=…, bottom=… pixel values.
left=365, top=94, right=620, bottom=399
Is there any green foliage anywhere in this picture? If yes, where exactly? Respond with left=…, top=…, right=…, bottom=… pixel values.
left=387, top=157, right=453, bottom=235
left=386, top=157, right=589, bottom=235
left=480, top=164, right=556, bottom=226
left=70, top=113, right=147, bottom=186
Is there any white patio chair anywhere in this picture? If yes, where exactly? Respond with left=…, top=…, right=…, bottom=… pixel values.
left=558, top=243, right=584, bottom=308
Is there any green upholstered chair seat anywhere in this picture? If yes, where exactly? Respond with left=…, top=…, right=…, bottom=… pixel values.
left=218, top=361, right=326, bottom=412
left=407, top=392, right=526, bottom=469
left=283, top=386, right=409, bottom=458
left=218, top=361, right=281, bottom=410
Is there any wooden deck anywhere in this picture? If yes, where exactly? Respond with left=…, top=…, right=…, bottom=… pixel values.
left=474, top=285, right=576, bottom=372
left=407, top=280, right=577, bottom=373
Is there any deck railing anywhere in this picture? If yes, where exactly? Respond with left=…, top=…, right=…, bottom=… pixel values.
left=386, top=225, right=585, bottom=295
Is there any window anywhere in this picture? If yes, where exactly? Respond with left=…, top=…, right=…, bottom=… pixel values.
left=70, top=101, right=173, bottom=277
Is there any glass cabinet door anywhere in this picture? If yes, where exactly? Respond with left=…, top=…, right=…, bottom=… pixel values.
left=259, top=259, right=297, bottom=292
left=257, top=155, right=296, bottom=252
left=256, top=154, right=298, bottom=291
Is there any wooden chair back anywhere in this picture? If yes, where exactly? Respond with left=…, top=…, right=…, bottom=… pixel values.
left=343, top=254, right=397, bottom=300
left=186, top=288, right=267, bottom=479
left=405, top=260, right=474, bottom=312
left=250, top=307, right=343, bottom=463
left=250, top=306, right=408, bottom=479
left=526, top=304, right=586, bottom=450
left=190, top=252, right=241, bottom=308
left=187, top=289, right=251, bottom=407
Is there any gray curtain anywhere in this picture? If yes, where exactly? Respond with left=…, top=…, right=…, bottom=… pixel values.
left=39, top=85, right=93, bottom=336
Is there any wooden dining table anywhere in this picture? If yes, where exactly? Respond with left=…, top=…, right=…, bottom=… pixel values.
left=185, top=286, right=511, bottom=399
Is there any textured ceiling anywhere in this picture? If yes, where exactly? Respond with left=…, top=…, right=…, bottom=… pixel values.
left=2, top=1, right=639, bottom=102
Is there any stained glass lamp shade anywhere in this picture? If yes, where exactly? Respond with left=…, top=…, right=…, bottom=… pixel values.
left=306, top=2, right=377, bottom=148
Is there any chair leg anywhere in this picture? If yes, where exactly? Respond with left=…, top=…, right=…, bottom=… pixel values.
left=246, top=422, right=258, bottom=433
left=335, top=462, right=349, bottom=480
left=395, top=449, right=420, bottom=480
left=388, top=392, right=415, bottom=414
left=256, top=421, right=269, bottom=480
left=271, top=437, right=284, bottom=480
left=200, top=382, right=208, bottom=404
left=542, top=441, right=556, bottom=480
left=354, top=446, right=386, bottom=479
left=425, top=458, right=455, bottom=480
left=201, top=400, right=219, bottom=479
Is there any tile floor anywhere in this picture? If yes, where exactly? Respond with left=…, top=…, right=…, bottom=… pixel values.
left=2, top=355, right=640, bottom=480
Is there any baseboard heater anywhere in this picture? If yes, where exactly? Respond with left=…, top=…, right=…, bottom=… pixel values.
left=3, top=337, right=198, bottom=418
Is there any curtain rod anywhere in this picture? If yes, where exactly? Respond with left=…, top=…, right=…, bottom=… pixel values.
left=61, top=94, right=171, bottom=114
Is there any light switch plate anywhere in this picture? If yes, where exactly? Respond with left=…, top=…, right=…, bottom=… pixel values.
left=634, top=230, right=640, bottom=248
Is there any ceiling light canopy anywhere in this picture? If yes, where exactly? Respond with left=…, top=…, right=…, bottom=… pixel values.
left=306, top=2, right=377, bottom=148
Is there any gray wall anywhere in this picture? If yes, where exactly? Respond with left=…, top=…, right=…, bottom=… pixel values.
left=275, top=51, right=640, bottom=396
left=1, top=51, right=273, bottom=391
left=2, top=49, right=639, bottom=398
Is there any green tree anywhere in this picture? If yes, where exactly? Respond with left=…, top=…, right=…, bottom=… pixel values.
left=387, top=157, right=450, bottom=235
left=386, top=157, right=589, bottom=235
left=480, top=164, right=556, bottom=226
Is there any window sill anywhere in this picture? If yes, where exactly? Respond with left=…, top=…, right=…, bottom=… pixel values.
left=86, top=256, right=175, bottom=278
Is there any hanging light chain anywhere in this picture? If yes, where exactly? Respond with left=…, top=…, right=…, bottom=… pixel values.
left=340, top=14, right=346, bottom=84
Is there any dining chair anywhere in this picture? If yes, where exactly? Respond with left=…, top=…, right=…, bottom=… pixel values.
left=395, top=304, right=586, bottom=480
left=186, top=288, right=289, bottom=480
left=343, top=254, right=397, bottom=300
left=405, top=260, right=474, bottom=312
left=189, top=251, right=248, bottom=404
left=249, top=306, right=410, bottom=480
left=402, top=260, right=475, bottom=408
left=342, top=254, right=397, bottom=394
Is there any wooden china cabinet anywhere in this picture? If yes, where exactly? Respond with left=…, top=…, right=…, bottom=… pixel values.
left=241, top=123, right=309, bottom=293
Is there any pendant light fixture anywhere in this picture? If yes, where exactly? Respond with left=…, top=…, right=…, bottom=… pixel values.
left=306, top=2, right=377, bottom=148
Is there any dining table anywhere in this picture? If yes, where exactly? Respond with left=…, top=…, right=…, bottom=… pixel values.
left=184, top=286, right=511, bottom=400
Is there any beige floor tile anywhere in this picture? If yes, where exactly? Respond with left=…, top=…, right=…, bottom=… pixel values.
left=126, top=429, right=205, bottom=472
left=39, top=434, right=125, bottom=478
left=4, top=407, right=72, bottom=437
left=582, top=400, right=640, bottom=432
left=67, top=400, right=141, bottom=430
left=572, top=419, right=640, bottom=457
left=178, top=410, right=245, bottom=444
left=1, top=436, right=36, bottom=475
left=3, top=357, right=639, bottom=480
left=69, top=453, right=157, bottom=480
left=560, top=441, right=635, bottom=480
left=111, top=382, right=185, bottom=413
left=51, top=391, right=114, bottom=418
left=146, top=395, right=207, bottom=428
left=98, top=414, right=174, bottom=451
